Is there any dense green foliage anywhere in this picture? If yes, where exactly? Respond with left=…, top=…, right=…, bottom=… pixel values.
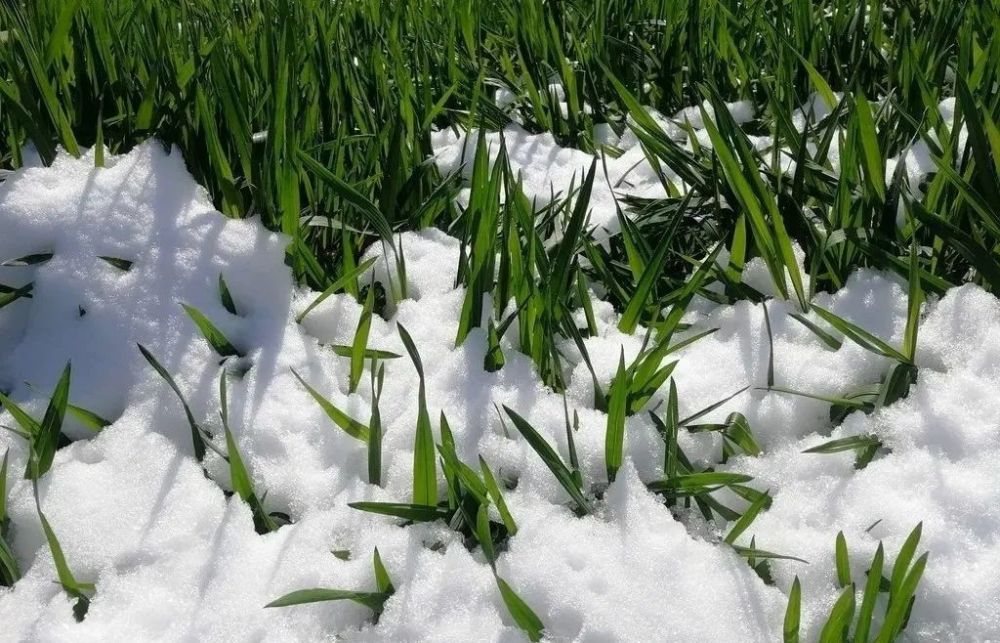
left=1, top=0, right=995, bottom=638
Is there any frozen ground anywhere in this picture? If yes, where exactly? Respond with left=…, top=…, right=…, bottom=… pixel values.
left=0, top=122, right=997, bottom=641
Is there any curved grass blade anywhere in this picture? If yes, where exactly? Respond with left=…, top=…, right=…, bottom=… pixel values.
left=812, top=305, right=909, bottom=363
left=219, top=274, right=237, bottom=315
left=138, top=344, right=208, bottom=461
left=265, top=588, right=388, bottom=612
left=348, top=502, right=450, bottom=523
left=496, top=576, right=544, bottom=642
left=398, top=324, right=437, bottom=506
left=296, top=257, right=378, bottom=324
left=180, top=303, right=242, bottom=358
left=503, top=406, right=591, bottom=515
left=27, top=362, right=70, bottom=480
left=291, top=369, right=368, bottom=442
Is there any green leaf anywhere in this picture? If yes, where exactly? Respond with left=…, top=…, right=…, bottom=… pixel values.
left=480, top=456, right=517, bottom=536
left=0, top=282, right=33, bottom=311
left=476, top=503, right=496, bottom=567
left=221, top=373, right=277, bottom=534
left=97, top=256, right=133, bottom=272
left=326, top=345, right=401, bottom=360
left=496, top=576, right=545, bottom=642
left=180, top=303, right=242, bottom=358
left=138, top=344, right=208, bottom=461
left=504, top=406, right=591, bottom=515
left=835, top=531, right=851, bottom=588
left=350, top=286, right=376, bottom=393
left=604, top=351, right=628, bottom=484
left=803, top=434, right=882, bottom=455
left=348, top=502, right=451, bottom=522
left=265, top=588, right=389, bottom=612
left=854, top=93, right=885, bottom=201
left=855, top=542, right=884, bottom=643
left=783, top=577, right=801, bottom=643
left=296, top=258, right=378, bottom=324
left=372, top=548, right=394, bottom=595
left=0, top=449, right=19, bottom=585
left=812, top=305, right=909, bottom=363
left=398, top=324, right=437, bottom=507
left=67, top=404, right=111, bottom=432
left=368, top=363, right=384, bottom=487
left=876, top=552, right=928, bottom=642
left=219, top=274, right=238, bottom=315
left=291, top=369, right=368, bottom=442
left=27, top=363, right=71, bottom=480
left=725, top=489, right=771, bottom=545
left=819, top=584, right=856, bottom=643
left=789, top=313, right=843, bottom=350
left=36, top=493, right=93, bottom=620
left=297, top=149, right=396, bottom=251
left=903, top=238, right=922, bottom=362
left=648, top=472, right=753, bottom=496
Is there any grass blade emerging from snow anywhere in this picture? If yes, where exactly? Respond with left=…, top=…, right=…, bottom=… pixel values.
left=398, top=324, right=437, bottom=507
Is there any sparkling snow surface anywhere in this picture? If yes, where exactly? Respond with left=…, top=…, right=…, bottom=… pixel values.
left=0, top=113, right=997, bottom=642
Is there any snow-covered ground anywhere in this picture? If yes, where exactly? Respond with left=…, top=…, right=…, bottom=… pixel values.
left=0, top=120, right=997, bottom=641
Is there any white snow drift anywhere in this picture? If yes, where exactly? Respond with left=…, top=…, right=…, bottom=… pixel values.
left=0, top=134, right=996, bottom=642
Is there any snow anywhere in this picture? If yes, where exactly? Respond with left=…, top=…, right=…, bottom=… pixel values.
left=0, top=116, right=998, bottom=642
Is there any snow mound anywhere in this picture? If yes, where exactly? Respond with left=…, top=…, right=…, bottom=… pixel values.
left=0, top=140, right=997, bottom=642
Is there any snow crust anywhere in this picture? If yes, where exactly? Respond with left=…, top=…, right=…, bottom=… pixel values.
left=0, top=129, right=997, bottom=641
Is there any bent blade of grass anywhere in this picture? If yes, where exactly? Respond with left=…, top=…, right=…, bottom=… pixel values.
left=296, top=257, right=377, bottom=324
left=348, top=502, right=450, bottom=522
left=180, top=303, right=242, bottom=358
left=812, top=305, right=909, bottom=363
left=290, top=369, right=368, bottom=442
left=480, top=456, right=516, bottom=536
left=34, top=488, right=93, bottom=620
left=221, top=373, right=277, bottom=533
left=297, top=149, right=396, bottom=252
left=67, top=404, right=111, bottom=431
left=265, top=588, right=388, bottom=612
left=496, top=576, right=545, bottom=642
left=398, top=324, right=437, bottom=507
left=725, top=489, right=771, bottom=545
left=138, top=343, right=209, bottom=461
left=27, top=362, right=70, bottom=480
left=503, top=406, right=591, bottom=515
left=350, top=286, right=375, bottom=393
left=219, top=274, right=238, bottom=316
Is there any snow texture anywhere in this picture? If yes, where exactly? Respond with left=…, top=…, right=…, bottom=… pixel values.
left=0, top=106, right=996, bottom=642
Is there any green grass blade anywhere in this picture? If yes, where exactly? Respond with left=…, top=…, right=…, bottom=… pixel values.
left=27, top=362, right=71, bottom=480
left=855, top=542, right=884, bottom=643
left=835, top=531, right=851, bottom=587
left=138, top=344, right=207, bottom=461
left=290, top=369, right=368, bottom=442
left=296, top=258, right=378, bottom=324
left=180, top=303, right=242, bottom=358
left=783, top=577, right=801, bottom=643
left=496, top=576, right=545, bottom=642
left=503, top=406, right=591, bottom=515
left=398, top=324, right=437, bottom=507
